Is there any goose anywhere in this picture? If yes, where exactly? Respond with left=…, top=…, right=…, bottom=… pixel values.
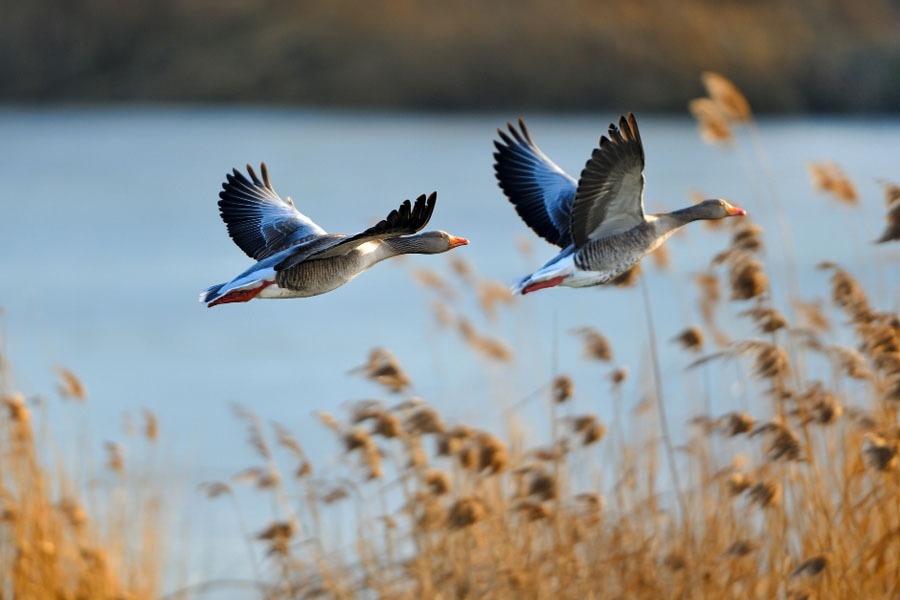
left=494, top=113, right=746, bottom=295
left=200, top=163, right=468, bottom=307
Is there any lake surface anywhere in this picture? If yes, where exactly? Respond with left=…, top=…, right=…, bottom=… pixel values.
left=0, top=108, right=897, bottom=592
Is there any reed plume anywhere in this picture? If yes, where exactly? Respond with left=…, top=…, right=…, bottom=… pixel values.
left=688, top=98, right=733, bottom=144
left=808, top=161, right=859, bottom=204
left=875, top=180, right=900, bottom=243
left=701, top=72, right=752, bottom=123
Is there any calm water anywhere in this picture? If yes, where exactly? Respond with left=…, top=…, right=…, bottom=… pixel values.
left=1, top=108, right=898, bottom=590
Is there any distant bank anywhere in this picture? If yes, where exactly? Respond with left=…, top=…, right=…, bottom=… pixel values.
left=4, top=0, right=899, bottom=113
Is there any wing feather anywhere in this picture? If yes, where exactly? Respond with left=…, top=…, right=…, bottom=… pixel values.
left=493, top=119, right=577, bottom=248
left=570, top=113, right=646, bottom=247
left=217, top=163, right=326, bottom=261
left=274, top=192, right=437, bottom=271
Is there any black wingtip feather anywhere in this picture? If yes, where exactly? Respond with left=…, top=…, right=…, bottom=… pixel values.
left=246, top=164, right=260, bottom=186
left=365, top=192, right=436, bottom=238
left=261, top=162, right=273, bottom=190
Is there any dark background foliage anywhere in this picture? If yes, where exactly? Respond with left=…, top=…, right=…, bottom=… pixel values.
left=4, top=0, right=899, bottom=112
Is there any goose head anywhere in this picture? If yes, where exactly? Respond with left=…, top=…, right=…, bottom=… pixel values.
left=687, top=199, right=747, bottom=221
left=396, top=231, right=469, bottom=255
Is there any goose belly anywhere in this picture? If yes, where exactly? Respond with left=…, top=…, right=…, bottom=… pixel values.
left=257, top=284, right=317, bottom=299
left=570, top=235, right=654, bottom=287
left=271, top=250, right=372, bottom=298
left=565, top=255, right=642, bottom=287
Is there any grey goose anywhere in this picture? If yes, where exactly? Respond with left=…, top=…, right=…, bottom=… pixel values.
left=201, top=163, right=468, bottom=307
left=494, top=113, right=746, bottom=294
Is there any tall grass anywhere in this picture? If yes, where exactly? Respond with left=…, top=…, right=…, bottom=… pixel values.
left=2, top=77, right=898, bottom=598
left=193, top=76, right=899, bottom=598
left=190, top=248, right=896, bottom=599
left=0, top=361, right=164, bottom=599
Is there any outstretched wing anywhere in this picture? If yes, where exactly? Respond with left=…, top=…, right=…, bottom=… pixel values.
left=217, top=163, right=327, bottom=261
left=494, top=119, right=577, bottom=248
left=570, top=113, right=646, bottom=247
left=274, top=192, right=437, bottom=271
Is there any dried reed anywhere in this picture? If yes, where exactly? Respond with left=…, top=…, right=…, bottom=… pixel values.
left=875, top=180, right=900, bottom=243
left=808, top=161, right=859, bottom=204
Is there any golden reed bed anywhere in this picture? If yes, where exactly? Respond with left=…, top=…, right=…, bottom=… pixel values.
left=1, top=75, right=898, bottom=599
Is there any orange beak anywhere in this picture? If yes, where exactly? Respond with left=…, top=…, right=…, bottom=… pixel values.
left=449, top=236, right=469, bottom=248
left=724, top=202, right=747, bottom=217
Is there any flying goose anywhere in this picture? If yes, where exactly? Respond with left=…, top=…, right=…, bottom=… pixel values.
left=494, top=113, right=746, bottom=294
left=200, top=163, right=468, bottom=307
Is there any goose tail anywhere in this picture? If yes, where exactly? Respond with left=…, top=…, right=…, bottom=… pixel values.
left=510, top=274, right=531, bottom=295
left=199, top=283, right=225, bottom=304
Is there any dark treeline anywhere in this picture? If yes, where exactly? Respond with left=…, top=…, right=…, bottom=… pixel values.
left=4, top=0, right=899, bottom=112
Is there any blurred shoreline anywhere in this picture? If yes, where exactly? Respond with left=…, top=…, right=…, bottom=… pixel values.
left=5, top=0, right=899, bottom=113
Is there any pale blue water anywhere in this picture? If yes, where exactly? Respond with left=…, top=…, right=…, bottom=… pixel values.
left=0, top=108, right=897, bottom=593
